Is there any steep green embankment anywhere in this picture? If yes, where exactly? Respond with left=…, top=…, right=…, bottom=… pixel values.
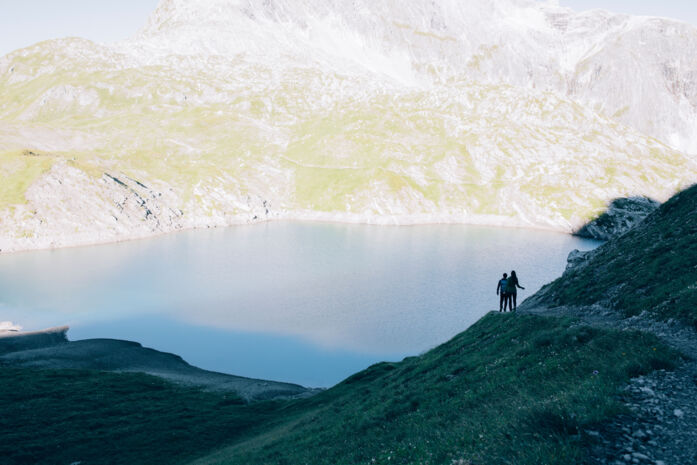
left=1, top=314, right=675, bottom=465
left=532, top=183, right=697, bottom=328
left=0, top=369, right=264, bottom=465
left=189, top=315, right=675, bottom=465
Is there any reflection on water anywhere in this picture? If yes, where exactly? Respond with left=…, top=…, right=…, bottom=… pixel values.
left=0, top=222, right=600, bottom=386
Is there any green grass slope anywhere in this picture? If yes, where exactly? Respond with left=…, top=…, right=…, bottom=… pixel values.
left=191, top=314, right=675, bottom=465
left=0, top=315, right=676, bottom=465
left=0, top=368, right=281, bottom=465
left=530, top=183, right=697, bottom=328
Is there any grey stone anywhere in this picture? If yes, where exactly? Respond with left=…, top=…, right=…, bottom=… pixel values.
left=574, top=196, right=659, bottom=240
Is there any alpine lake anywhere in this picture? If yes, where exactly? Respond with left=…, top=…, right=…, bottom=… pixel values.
left=0, top=222, right=600, bottom=387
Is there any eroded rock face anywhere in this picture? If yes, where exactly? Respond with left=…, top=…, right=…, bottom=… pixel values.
left=565, top=248, right=593, bottom=271
left=575, top=197, right=660, bottom=241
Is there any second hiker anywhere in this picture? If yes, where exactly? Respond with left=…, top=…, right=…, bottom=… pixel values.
left=505, top=270, right=525, bottom=311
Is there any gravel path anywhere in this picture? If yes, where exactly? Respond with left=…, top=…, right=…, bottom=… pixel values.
left=520, top=303, right=697, bottom=465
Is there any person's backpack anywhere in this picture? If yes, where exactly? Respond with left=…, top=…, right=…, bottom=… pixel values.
left=499, top=279, right=508, bottom=293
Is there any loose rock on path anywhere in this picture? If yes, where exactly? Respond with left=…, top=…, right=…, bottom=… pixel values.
left=520, top=303, right=697, bottom=465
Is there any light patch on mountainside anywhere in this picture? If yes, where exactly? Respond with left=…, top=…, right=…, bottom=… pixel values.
left=1, top=0, right=696, bottom=252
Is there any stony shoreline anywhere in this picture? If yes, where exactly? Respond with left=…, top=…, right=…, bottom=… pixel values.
left=0, top=207, right=572, bottom=255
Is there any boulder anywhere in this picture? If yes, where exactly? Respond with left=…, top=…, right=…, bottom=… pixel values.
left=575, top=197, right=659, bottom=241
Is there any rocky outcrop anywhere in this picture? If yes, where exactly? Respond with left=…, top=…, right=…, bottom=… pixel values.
left=0, top=162, right=187, bottom=253
left=575, top=196, right=659, bottom=241
left=102, top=172, right=184, bottom=233
left=565, top=248, right=595, bottom=271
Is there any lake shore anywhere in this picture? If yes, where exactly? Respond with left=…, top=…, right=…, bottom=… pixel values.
left=0, top=209, right=574, bottom=255
left=0, top=221, right=599, bottom=387
left=0, top=326, right=319, bottom=401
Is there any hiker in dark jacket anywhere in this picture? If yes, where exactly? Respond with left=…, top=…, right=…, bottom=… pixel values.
left=496, top=273, right=509, bottom=312
left=506, top=270, right=525, bottom=311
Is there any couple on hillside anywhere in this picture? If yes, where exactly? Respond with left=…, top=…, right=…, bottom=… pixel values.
left=496, top=271, right=524, bottom=312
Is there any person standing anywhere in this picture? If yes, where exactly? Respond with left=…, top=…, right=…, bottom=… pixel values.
left=496, top=273, right=509, bottom=312
left=506, top=270, right=525, bottom=311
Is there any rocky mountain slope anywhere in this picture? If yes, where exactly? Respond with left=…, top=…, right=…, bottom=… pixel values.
left=1, top=0, right=697, bottom=251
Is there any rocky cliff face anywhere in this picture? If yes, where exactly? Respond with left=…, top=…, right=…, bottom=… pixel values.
left=575, top=196, right=660, bottom=241
left=1, top=0, right=696, bottom=252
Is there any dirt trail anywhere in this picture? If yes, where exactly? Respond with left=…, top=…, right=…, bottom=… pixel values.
left=520, top=303, right=697, bottom=465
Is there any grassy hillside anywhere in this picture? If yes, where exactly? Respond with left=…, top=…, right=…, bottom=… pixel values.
left=532, top=183, right=697, bottom=328
left=190, top=314, right=676, bottom=465
left=1, top=313, right=675, bottom=464
left=5, top=185, right=696, bottom=464
left=0, top=368, right=280, bottom=465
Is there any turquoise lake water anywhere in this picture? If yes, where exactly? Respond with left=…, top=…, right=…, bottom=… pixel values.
left=0, top=222, right=600, bottom=387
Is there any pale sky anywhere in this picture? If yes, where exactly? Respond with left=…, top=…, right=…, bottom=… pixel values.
left=0, top=0, right=696, bottom=58
left=559, top=0, right=697, bottom=24
left=0, top=0, right=159, bottom=57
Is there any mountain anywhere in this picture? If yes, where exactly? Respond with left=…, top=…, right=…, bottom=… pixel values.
left=1, top=0, right=697, bottom=252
